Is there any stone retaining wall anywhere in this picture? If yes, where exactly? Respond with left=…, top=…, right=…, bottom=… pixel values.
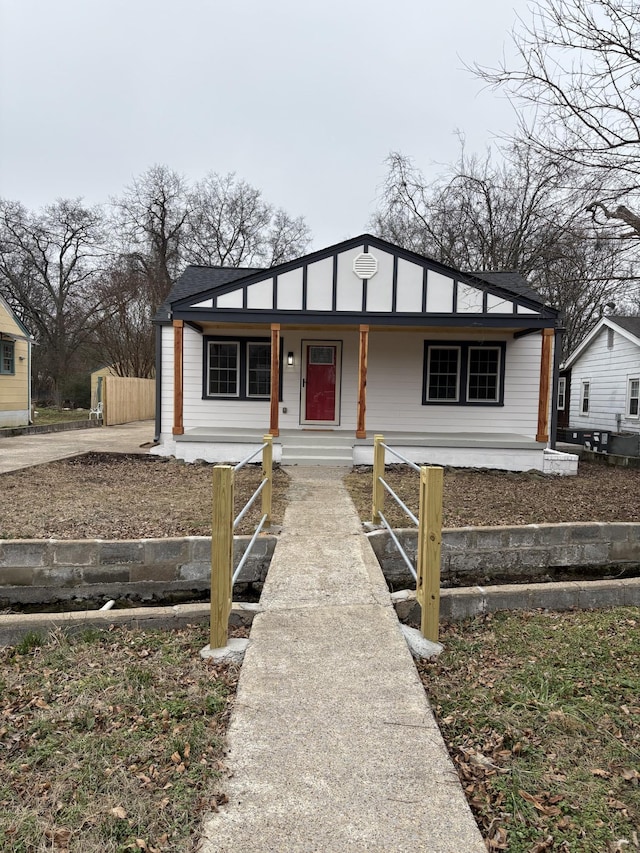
left=0, top=536, right=277, bottom=606
left=0, top=419, right=102, bottom=438
left=367, top=522, right=640, bottom=588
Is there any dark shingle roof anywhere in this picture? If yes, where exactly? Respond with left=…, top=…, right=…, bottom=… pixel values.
left=467, top=271, right=543, bottom=305
left=155, top=265, right=263, bottom=321
left=610, top=315, right=640, bottom=341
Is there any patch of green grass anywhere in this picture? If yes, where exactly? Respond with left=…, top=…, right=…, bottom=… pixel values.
left=30, top=407, right=88, bottom=425
left=0, top=624, right=242, bottom=852
left=419, top=607, right=640, bottom=852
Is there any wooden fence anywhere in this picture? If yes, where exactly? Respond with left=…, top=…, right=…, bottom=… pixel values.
left=102, top=376, right=155, bottom=426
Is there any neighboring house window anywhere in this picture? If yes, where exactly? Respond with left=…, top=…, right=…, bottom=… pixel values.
left=0, top=340, right=14, bottom=375
left=557, top=376, right=566, bottom=411
left=203, top=336, right=277, bottom=400
left=628, top=378, right=640, bottom=417
left=580, top=380, right=590, bottom=414
left=607, top=328, right=614, bottom=349
left=423, top=342, right=505, bottom=405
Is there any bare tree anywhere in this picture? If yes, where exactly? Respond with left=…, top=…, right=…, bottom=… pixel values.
left=92, top=259, right=155, bottom=379
left=474, top=0, right=640, bottom=236
left=111, top=164, right=189, bottom=313
left=0, top=198, right=109, bottom=404
left=372, top=145, right=632, bottom=353
left=184, top=172, right=311, bottom=267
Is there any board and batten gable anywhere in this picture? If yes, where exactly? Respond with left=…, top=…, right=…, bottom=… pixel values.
left=568, top=323, right=640, bottom=433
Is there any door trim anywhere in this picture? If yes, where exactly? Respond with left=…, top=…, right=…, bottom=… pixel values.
left=300, top=340, right=342, bottom=426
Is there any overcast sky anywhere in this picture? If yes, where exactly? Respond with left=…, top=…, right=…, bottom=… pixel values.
left=0, top=0, right=527, bottom=249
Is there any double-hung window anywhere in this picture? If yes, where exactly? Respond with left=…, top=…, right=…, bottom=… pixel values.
left=580, top=380, right=590, bottom=415
left=0, top=340, right=15, bottom=375
left=423, top=341, right=505, bottom=405
left=557, top=376, right=566, bottom=411
left=204, top=336, right=276, bottom=400
left=628, top=378, right=640, bottom=418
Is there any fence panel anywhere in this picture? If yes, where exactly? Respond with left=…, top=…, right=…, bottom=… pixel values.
left=103, top=376, right=155, bottom=425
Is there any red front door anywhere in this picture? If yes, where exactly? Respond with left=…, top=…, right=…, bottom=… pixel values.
left=305, top=345, right=336, bottom=421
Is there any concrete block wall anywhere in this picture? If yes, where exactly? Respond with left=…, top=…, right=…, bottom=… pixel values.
left=0, top=535, right=277, bottom=606
left=367, top=522, right=640, bottom=588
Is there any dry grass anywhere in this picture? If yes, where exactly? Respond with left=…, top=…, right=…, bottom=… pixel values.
left=0, top=623, right=247, bottom=852
left=345, top=460, right=640, bottom=527
left=0, top=453, right=289, bottom=540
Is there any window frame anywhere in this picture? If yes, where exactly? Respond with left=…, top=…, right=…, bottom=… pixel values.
left=0, top=340, right=15, bottom=375
left=580, top=379, right=590, bottom=415
left=422, top=341, right=506, bottom=406
left=202, top=335, right=283, bottom=401
left=627, top=377, right=640, bottom=418
left=557, top=376, right=566, bottom=411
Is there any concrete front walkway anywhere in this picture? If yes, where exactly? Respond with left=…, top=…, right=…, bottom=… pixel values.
left=199, top=468, right=485, bottom=853
left=0, top=421, right=154, bottom=473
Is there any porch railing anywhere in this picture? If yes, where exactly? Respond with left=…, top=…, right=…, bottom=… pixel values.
left=372, top=434, right=443, bottom=642
left=210, top=435, right=273, bottom=649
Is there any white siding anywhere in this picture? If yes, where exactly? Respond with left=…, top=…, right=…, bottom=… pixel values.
left=568, top=327, right=640, bottom=433
left=365, top=331, right=542, bottom=437
left=364, top=249, right=394, bottom=312
left=246, top=279, right=273, bottom=309
left=396, top=259, right=423, bottom=312
left=336, top=246, right=364, bottom=311
left=161, top=325, right=548, bottom=440
left=276, top=269, right=303, bottom=310
left=426, top=271, right=454, bottom=312
left=456, top=283, right=483, bottom=314
left=217, top=290, right=243, bottom=309
left=306, top=258, right=333, bottom=310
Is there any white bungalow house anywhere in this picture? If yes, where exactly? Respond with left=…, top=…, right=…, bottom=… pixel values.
left=151, top=234, right=576, bottom=473
left=0, top=294, right=33, bottom=429
left=562, top=315, right=640, bottom=439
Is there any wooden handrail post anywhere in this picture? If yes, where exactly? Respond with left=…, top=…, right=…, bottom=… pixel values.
left=372, top=434, right=385, bottom=524
left=210, top=465, right=234, bottom=649
left=416, top=465, right=443, bottom=643
left=262, top=434, right=273, bottom=527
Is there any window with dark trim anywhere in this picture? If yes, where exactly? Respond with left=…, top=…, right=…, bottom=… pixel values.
left=0, top=341, right=15, bottom=375
left=423, top=341, right=506, bottom=406
left=203, top=336, right=282, bottom=400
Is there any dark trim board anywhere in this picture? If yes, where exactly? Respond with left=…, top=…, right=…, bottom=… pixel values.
left=174, top=308, right=557, bottom=330
left=170, top=233, right=557, bottom=317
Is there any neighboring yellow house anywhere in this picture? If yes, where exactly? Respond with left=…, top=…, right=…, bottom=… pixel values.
left=90, top=364, right=119, bottom=408
left=0, top=295, right=33, bottom=428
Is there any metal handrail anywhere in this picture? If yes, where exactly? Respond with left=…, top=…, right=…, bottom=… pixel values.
left=380, top=442, right=420, bottom=473
left=233, top=513, right=268, bottom=584
left=378, top=511, right=417, bottom=582
left=379, top=476, right=419, bottom=527
left=234, top=476, right=268, bottom=530
left=234, top=442, right=268, bottom=472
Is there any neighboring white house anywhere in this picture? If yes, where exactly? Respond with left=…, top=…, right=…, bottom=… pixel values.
left=151, top=234, right=576, bottom=473
left=0, top=294, right=33, bottom=429
left=562, top=315, right=640, bottom=435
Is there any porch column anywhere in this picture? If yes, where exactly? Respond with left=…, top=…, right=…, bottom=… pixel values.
left=536, top=328, right=554, bottom=443
left=269, top=323, right=280, bottom=437
left=356, top=324, right=369, bottom=439
left=172, top=320, right=184, bottom=436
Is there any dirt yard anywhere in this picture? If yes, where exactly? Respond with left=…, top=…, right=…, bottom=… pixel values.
left=0, top=453, right=638, bottom=539
left=0, top=453, right=288, bottom=540
left=345, top=459, right=640, bottom=528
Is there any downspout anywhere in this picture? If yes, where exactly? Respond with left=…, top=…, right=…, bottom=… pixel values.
left=154, top=322, right=162, bottom=443
left=550, top=326, right=564, bottom=450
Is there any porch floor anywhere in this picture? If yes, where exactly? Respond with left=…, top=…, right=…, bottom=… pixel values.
left=175, top=427, right=545, bottom=450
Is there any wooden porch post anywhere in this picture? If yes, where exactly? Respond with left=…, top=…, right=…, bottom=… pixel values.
left=172, top=320, right=184, bottom=436
left=269, top=323, right=280, bottom=437
left=356, top=324, right=369, bottom=439
left=536, top=328, right=554, bottom=443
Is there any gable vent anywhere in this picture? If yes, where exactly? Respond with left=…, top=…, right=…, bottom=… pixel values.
left=353, top=252, right=378, bottom=279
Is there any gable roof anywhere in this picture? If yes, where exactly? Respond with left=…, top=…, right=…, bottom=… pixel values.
left=563, top=315, right=640, bottom=368
left=156, top=234, right=558, bottom=328
left=468, top=271, right=544, bottom=305
left=0, top=293, right=33, bottom=341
